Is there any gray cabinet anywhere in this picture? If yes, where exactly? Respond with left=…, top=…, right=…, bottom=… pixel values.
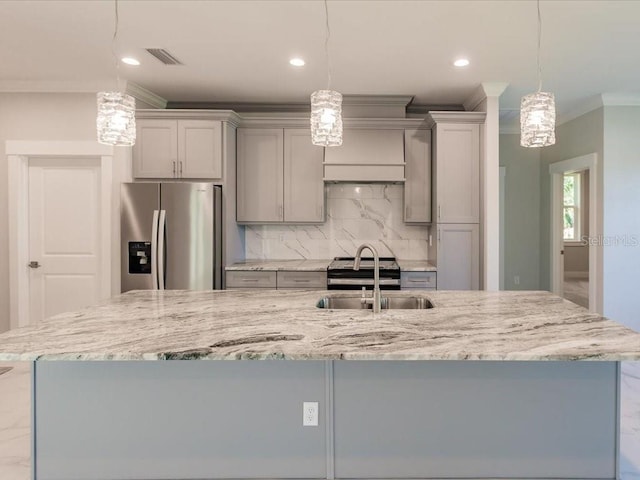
left=226, top=270, right=277, bottom=289
left=403, top=129, right=431, bottom=223
left=237, top=128, right=284, bottom=222
left=428, top=112, right=484, bottom=290
left=432, top=121, right=480, bottom=224
left=133, top=119, right=222, bottom=179
left=277, top=271, right=327, bottom=289
left=400, top=271, right=436, bottom=290
left=436, top=223, right=479, bottom=290
left=237, top=128, right=324, bottom=224
left=226, top=270, right=327, bottom=290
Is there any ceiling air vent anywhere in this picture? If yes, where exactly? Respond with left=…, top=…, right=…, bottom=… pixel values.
left=145, top=48, right=183, bottom=65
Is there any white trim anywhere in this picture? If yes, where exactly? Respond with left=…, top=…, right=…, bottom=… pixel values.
left=549, top=153, right=600, bottom=313
left=7, top=141, right=113, bottom=329
left=499, top=166, right=506, bottom=290
left=463, top=82, right=508, bottom=112
left=126, top=82, right=168, bottom=109
left=5, top=140, right=113, bottom=156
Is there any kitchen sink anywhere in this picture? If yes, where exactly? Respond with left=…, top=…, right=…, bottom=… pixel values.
left=316, top=294, right=433, bottom=310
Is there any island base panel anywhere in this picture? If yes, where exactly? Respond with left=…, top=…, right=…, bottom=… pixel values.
left=33, top=360, right=618, bottom=480
left=34, top=361, right=328, bottom=480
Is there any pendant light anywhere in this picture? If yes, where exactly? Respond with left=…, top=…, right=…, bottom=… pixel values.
left=520, top=0, right=555, bottom=148
left=310, top=0, right=343, bottom=147
left=97, top=0, right=136, bottom=146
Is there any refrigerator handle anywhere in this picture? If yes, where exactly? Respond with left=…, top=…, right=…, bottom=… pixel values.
left=158, top=210, right=167, bottom=290
left=151, top=210, right=159, bottom=290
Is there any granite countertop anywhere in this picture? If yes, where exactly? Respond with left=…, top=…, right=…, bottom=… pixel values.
left=397, top=260, right=437, bottom=272
left=226, top=259, right=437, bottom=272
left=1, top=290, right=640, bottom=362
left=225, top=260, right=330, bottom=272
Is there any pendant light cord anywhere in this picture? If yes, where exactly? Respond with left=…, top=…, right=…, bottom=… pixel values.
left=324, top=0, right=332, bottom=90
left=536, top=0, right=542, bottom=92
left=111, top=0, right=121, bottom=92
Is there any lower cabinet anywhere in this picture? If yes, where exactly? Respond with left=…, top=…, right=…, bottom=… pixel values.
left=436, top=223, right=479, bottom=290
left=226, top=270, right=327, bottom=289
left=277, top=270, right=327, bottom=289
left=400, top=271, right=436, bottom=290
left=226, top=270, right=277, bottom=288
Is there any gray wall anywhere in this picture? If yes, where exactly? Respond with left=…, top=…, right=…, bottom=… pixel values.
left=499, top=134, right=541, bottom=290
left=0, top=93, right=99, bottom=333
left=539, top=108, right=604, bottom=294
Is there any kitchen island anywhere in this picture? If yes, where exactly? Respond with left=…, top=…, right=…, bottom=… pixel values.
left=1, top=289, right=640, bottom=480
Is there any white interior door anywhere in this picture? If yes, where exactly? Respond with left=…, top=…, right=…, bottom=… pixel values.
left=28, top=158, right=102, bottom=324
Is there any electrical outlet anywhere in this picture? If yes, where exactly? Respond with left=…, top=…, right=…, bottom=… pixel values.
left=514, top=275, right=520, bottom=285
left=303, top=401, right=318, bottom=427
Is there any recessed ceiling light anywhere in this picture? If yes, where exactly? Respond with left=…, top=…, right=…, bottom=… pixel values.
left=454, top=58, right=470, bottom=67
left=121, top=57, right=140, bottom=66
left=289, top=58, right=305, bottom=67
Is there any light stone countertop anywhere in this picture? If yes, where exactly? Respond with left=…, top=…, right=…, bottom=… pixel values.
left=1, top=290, right=640, bottom=362
left=226, top=259, right=437, bottom=272
left=397, top=260, right=437, bottom=272
left=225, top=260, right=330, bottom=272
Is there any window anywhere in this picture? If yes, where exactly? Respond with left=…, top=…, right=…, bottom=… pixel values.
left=563, top=172, right=581, bottom=241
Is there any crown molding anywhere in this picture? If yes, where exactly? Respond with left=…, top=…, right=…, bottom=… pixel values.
left=238, top=116, right=430, bottom=129
left=136, top=109, right=243, bottom=127
left=342, top=94, right=414, bottom=106
left=167, top=101, right=310, bottom=113
left=126, top=82, right=167, bottom=109
left=463, top=82, right=509, bottom=111
left=426, top=111, right=487, bottom=128
left=0, top=80, right=106, bottom=93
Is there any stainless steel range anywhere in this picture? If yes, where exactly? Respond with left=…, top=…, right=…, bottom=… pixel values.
left=327, top=256, right=401, bottom=290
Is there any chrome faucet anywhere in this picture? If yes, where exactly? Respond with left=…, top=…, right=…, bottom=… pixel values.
left=354, top=243, right=381, bottom=313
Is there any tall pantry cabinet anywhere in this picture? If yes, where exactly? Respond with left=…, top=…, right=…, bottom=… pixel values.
left=428, top=112, right=485, bottom=290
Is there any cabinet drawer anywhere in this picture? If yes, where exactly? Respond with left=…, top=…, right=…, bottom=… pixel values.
left=226, top=271, right=277, bottom=288
left=277, top=271, right=327, bottom=289
left=401, top=272, right=437, bottom=290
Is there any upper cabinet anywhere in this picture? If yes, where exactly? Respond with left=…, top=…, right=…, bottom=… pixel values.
left=133, top=119, right=222, bottom=179
left=237, top=128, right=324, bottom=224
left=404, top=129, right=431, bottom=223
left=431, top=118, right=480, bottom=224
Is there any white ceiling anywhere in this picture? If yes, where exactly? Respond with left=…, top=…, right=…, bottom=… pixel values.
left=2, top=0, right=640, bottom=125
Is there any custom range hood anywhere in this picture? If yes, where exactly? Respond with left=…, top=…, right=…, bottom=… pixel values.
left=323, top=128, right=405, bottom=182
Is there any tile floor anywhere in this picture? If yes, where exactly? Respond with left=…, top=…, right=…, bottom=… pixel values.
left=0, top=362, right=30, bottom=480
left=1, top=360, right=639, bottom=479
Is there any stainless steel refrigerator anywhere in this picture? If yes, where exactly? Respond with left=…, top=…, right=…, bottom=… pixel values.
left=121, top=183, right=222, bottom=292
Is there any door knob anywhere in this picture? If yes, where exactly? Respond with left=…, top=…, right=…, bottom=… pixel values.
left=28, top=261, right=41, bottom=269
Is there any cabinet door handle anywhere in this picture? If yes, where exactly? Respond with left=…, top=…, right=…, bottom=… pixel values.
left=179, top=161, right=183, bottom=177
left=438, top=204, right=441, bottom=220
left=173, top=161, right=176, bottom=176
left=279, top=205, right=283, bottom=220
left=406, top=206, right=411, bottom=219
left=437, top=229, right=441, bottom=242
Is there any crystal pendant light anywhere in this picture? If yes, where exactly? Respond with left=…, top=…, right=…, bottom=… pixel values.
left=97, top=91, right=136, bottom=146
left=97, top=0, right=136, bottom=146
left=311, top=0, right=342, bottom=147
left=520, top=0, right=555, bottom=148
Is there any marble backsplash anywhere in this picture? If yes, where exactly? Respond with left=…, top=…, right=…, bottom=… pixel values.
left=245, top=184, right=430, bottom=260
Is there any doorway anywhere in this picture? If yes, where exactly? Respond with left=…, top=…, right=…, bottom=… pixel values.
left=549, top=153, right=599, bottom=313
left=7, top=141, right=113, bottom=329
